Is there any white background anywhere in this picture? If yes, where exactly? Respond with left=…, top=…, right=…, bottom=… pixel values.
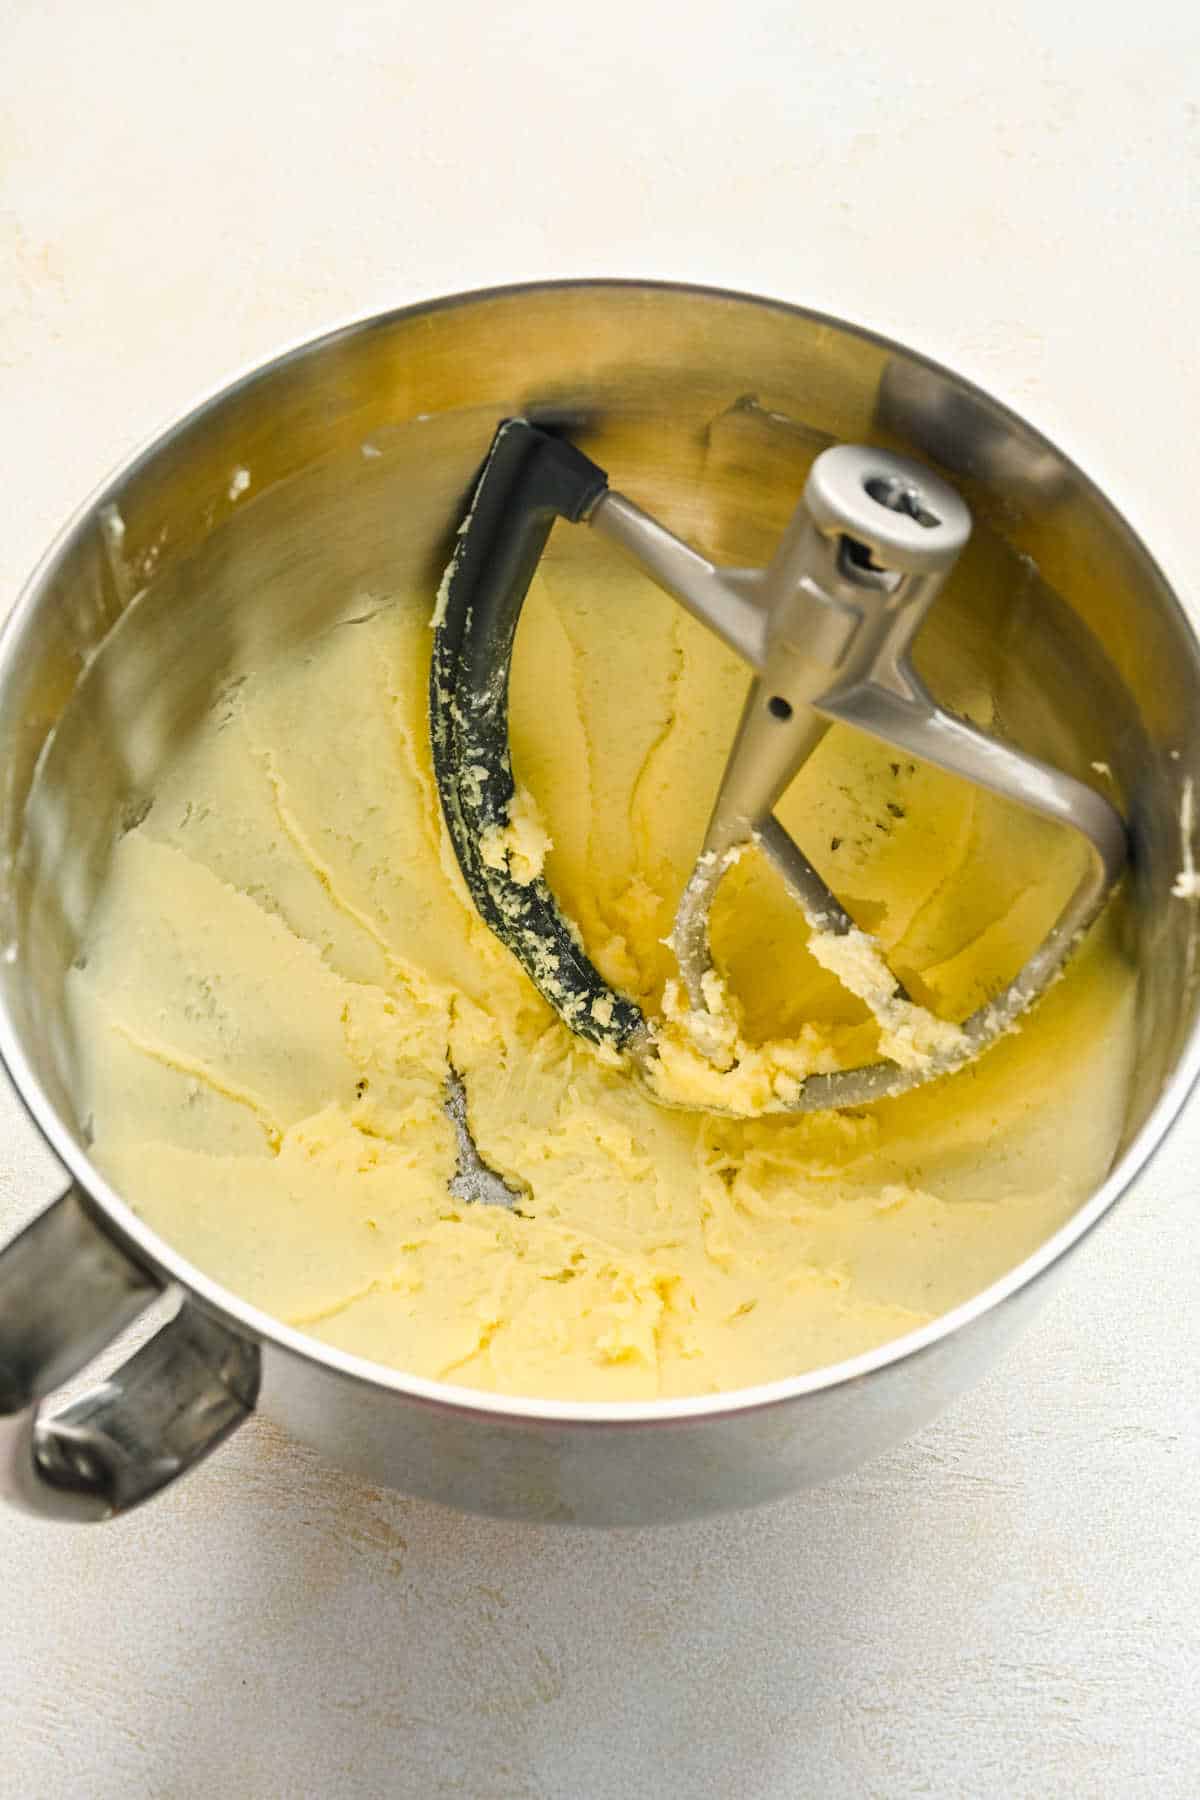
left=2, top=2, right=1199, bottom=1793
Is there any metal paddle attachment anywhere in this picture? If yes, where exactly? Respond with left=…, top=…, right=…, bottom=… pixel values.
left=430, top=419, right=1127, bottom=1112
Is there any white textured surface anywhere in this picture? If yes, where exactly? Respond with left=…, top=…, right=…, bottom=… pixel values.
left=2, top=2, right=1199, bottom=1793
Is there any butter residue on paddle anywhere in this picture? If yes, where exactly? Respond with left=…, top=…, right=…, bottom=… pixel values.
left=478, top=785, right=552, bottom=887
left=804, top=922, right=968, bottom=1070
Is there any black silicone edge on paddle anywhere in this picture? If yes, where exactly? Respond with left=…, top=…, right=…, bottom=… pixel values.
left=430, top=419, right=646, bottom=1050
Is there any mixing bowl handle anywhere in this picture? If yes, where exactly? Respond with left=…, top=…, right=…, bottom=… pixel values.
left=0, top=1186, right=258, bottom=1521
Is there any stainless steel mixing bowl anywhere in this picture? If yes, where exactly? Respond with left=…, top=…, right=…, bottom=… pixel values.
left=1, top=281, right=1197, bottom=1525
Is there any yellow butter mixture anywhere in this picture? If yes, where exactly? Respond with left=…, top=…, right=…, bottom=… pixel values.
left=65, top=530, right=1137, bottom=1400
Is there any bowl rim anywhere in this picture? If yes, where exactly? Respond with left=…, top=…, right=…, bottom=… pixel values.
left=3, top=274, right=1199, bottom=1430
